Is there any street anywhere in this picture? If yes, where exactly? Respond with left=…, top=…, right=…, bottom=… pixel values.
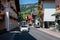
left=0, top=0, right=60, bottom=40
left=0, top=27, right=60, bottom=40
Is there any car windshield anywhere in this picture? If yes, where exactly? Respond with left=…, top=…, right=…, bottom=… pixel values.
left=22, top=26, right=27, bottom=27
left=21, top=22, right=26, bottom=25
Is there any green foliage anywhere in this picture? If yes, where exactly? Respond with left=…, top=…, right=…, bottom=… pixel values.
left=20, top=3, right=38, bottom=12
left=18, top=12, right=24, bottom=21
left=19, top=3, right=39, bottom=21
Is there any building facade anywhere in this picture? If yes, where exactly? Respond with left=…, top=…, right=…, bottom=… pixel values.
left=0, top=0, right=20, bottom=33
left=0, top=0, right=6, bottom=33
left=38, top=0, right=60, bottom=28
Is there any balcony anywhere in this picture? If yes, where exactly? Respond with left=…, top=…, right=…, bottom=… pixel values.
left=8, top=0, right=17, bottom=13
left=8, top=7, right=18, bottom=19
left=10, top=6, right=17, bottom=13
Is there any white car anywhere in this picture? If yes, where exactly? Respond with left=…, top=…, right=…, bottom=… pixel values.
left=34, top=19, right=40, bottom=28
left=20, top=25, right=29, bottom=32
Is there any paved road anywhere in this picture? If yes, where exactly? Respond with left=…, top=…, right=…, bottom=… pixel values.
left=29, top=27, right=60, bottom=40
left=0, top=27, right=60, bottom=40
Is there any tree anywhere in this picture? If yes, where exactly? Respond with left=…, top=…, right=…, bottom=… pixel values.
left=18, top=12, right=24, bottom=22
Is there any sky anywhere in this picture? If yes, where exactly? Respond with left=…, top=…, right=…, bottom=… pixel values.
left=20, top=0, right=38, bottom=5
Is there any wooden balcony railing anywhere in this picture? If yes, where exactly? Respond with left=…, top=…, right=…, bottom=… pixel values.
left=8, top=7, right=18, bottom=19
left=10, top=6, right=17, bottom=13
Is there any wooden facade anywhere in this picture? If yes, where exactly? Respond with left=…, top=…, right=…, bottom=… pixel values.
left=7, top=0, right=20, bottom=31
left=0, top=0, right=20, bottom=33
left=0, top=0, right=6, bottom=32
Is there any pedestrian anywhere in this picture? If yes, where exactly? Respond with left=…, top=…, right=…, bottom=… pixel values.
left=31, top=9, right=37, bottom=23
left=27, top=13, right=32, bottom=20
left=27, top=13, right=33, bottom=26
left=55, top=22, right=59, bottom=32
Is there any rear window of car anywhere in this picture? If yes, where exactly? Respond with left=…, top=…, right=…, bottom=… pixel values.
left=22, top=26, right=27, bottom=27
left=21, top=22, right=26, bottom=25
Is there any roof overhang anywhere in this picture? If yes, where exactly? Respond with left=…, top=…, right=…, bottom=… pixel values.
left=52, top=10, right=60, bottom=16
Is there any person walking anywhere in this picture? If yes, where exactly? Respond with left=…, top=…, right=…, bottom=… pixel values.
left=27, top=13, right=33, bottom=26
left=31, top=9, right=37, bottom=23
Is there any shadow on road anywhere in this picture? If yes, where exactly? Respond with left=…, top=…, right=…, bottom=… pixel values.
left=14, top=32, right=37, bottom=40
left=0, top=32, right=37, bottom=40
left=11, top=27, right=20, bottom=31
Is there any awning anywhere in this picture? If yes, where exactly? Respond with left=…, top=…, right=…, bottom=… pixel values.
left=52, top=10, right=60, bottom=16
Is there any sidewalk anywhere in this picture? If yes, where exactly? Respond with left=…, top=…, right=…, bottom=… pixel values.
left=37, top=28, right=60, bottom=38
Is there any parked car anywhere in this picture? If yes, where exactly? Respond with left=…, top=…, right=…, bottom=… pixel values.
left=34, top=19, right=40, bottom=28
left=21, top=21, right=26, bottom=25
left=20, top=25, right=30, bottom=32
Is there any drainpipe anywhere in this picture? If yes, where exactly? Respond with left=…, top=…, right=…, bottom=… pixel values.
left=5, top=0, right=9, bottom=31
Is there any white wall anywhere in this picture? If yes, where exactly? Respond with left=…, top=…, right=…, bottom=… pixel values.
left=43, top=2, right=56, bottom=21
